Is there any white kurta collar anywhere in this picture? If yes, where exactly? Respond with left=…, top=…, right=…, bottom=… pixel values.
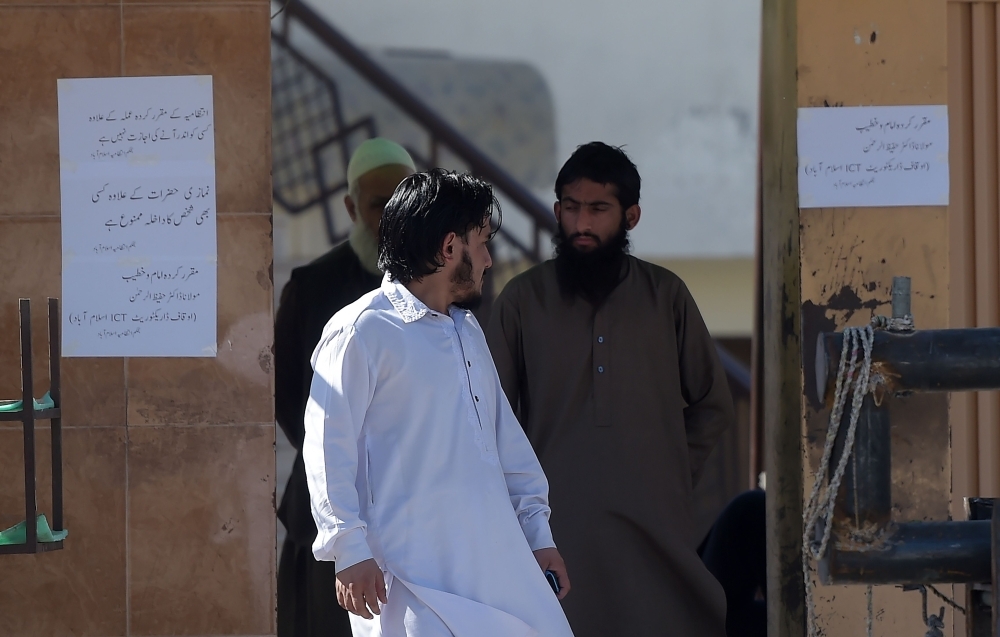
left=381, top=274, right=472, bottom=325
left=382, top=274, right=430, bottom=323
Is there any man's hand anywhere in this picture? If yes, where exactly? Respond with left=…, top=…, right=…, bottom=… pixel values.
left=336, top=558, right=387, bottom=619
left=533, top=547, right=571, bottom=600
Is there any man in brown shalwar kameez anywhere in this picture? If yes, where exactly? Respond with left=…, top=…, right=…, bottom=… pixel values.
left=486, top=141, right=735, bottom=636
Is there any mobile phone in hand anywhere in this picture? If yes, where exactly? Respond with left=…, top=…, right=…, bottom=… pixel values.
left=545, top=570, right=561, bottom=595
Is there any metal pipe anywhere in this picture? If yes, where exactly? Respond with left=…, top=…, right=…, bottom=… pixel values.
left=832, top=394, right=892, bottom=528
left=815, top=327, right=1000, bottom=404
left=819, top=521, right=992, bottom=584
left=19, top=300, right=36, bottom=551
left=48, top=298, right=63, bottom=533
left=891, top=276, right=912, bottom=320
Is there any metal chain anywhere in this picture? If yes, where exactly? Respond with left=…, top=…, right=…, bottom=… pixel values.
left=927, top=584, right=966, bottom=615
left=924, top=613, right=945, bottom=637
left=903, top=585, right=950, bottom=637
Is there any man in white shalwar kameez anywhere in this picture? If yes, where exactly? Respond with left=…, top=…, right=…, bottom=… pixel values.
left=303, top=169, right=575, bottom=637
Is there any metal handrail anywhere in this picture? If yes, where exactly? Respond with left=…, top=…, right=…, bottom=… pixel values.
left=278, top=0, right=558, bottom=237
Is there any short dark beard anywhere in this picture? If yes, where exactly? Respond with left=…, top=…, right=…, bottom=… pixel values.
left=553, top=216, right=631, bottom=306
left=452, top=249, right=483, bottom=310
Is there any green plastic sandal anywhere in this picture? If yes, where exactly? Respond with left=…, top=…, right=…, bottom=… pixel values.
left=0, top=514, right=68, bottom=545
left=0, top=391, right=55, bottom=413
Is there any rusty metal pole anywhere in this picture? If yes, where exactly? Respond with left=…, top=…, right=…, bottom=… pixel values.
left=815, top=328, right=1000, bottom=399
left=831, top=394, right=891, bottom=530
left=48, top=298, right=63, bottom=533
left=892, top=276, right=912, bottom=319
left=821, top=520, right=992, bottom=584
left=760, top=0, right=803, bottom=631
left=19, top=300, right=37, bottom=552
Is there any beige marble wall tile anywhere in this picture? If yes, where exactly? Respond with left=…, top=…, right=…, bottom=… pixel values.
left=0, top=427, right=127, bottom=636
left=61, top=358, right=127, bottom=427
left=128, top=424, right=275, bottom=636
left=127, top=215, right=273, bottom=425
left=0, top=6, right=121, bottom=214
left=0, top=217, right=126, bottom=428
left=122, top=5, right=272, bottom=214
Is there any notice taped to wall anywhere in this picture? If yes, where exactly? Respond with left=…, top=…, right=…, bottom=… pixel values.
left=58, top=75, right=217, bottom=357
left=797, top=105, right=948, bottom=208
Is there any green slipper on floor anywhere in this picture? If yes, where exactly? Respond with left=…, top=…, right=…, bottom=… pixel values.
left=0, top=391, right=55, bottom=413
left=0, top=514, right=68, bottom=545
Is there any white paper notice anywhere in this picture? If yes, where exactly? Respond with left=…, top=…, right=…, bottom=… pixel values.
left=58, top=75, right=217, bottom=357
left=797, top=105, right=949, bottom=208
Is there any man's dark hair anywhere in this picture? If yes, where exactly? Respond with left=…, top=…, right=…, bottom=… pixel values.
left=554, top=142, right=641, bottom=210
left=378, top=169, right=501, bottom=284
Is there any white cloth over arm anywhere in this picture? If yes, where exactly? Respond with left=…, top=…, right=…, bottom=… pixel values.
left=489, top=339, right=556, bottom=552
left=303, top=324, right=376, bottom=571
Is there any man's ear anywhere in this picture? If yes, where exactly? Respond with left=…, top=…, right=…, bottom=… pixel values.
left=345, top=195, right=357, bottom=223
left=553, top=201, right=562, bottom=224
left=624, top=204, right=641, bottom=231
left=440, top=232, right=459, bottom=262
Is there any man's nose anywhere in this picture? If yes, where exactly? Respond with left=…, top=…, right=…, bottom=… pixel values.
left=576, top=209, right=595, bottom=233
left=484, top=248, right=493, bottom=270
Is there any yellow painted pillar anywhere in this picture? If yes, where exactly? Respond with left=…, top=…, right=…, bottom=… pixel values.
left=763, top=0, right=975, bottom=633
left=794, top=0, right=955, bottom=634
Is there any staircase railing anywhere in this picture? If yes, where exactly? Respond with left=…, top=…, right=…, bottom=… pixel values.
left=271, top=0, right=555, bottom=287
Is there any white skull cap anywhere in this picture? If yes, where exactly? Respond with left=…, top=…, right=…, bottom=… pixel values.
left=346, top=138, right=416, bottom=185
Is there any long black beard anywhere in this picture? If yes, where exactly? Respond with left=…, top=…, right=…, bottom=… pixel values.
left=553, top=219, right=630, bottom=306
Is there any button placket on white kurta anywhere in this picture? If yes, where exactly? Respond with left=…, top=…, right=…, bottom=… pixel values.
left=443, top=310, right=498, bottom=465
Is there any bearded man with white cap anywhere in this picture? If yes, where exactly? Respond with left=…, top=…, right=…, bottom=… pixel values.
left=275, top=138, right=415, bottom=637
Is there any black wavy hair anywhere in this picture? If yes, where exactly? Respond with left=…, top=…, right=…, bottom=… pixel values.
left=554, top=142, right=641, bottom=210
left=378, top=169, right=501, bottom=284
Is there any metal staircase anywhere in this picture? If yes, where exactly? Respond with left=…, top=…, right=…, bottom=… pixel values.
left=270, top=0, right=556, bottom=316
